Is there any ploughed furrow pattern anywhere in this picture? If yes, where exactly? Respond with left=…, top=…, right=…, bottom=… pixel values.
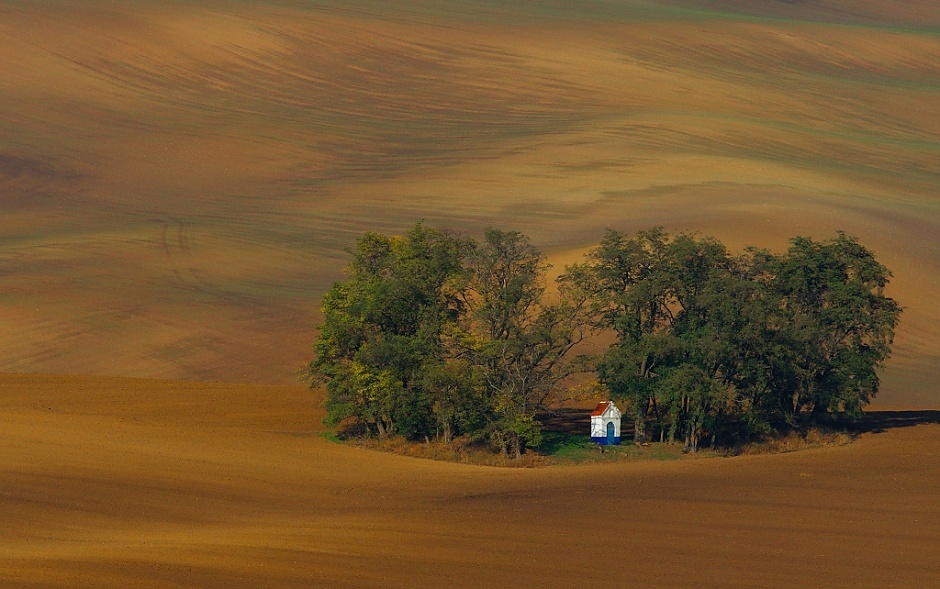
left=0, top=0, right=937, bottom=406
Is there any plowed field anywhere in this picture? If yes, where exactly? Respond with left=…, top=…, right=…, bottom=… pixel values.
left=0, top=0, right=937, bottom=407
left=2, top=3, right=939, bottom=585
left=2, top=373, right=938, bottom=588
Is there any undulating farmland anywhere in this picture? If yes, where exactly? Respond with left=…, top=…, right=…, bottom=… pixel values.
left=2, top=3, right=939, bottom=587
left=2, top=0, right=937, bottom=406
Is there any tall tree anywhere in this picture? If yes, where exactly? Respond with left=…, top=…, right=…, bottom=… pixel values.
left=576, top=227, right=901, bottom=447
left=771, top=232, right=902, bottom=422
left=456, top=229, right=591, bottom=458
left=669, top=269, right=780, bottom=444
left=571, top=227, right=684, bottom=442
left=308, top=224, right=468, bottom=438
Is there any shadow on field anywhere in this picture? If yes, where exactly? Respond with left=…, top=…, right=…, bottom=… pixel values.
left=538, top=408, right=940, bottom=441
left=538, top=408, right=636, bottom=437
left=845, top=411, right=940, bottom=434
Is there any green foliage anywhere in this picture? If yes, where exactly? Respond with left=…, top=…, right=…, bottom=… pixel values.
left=308, top=224, right=589, bottom=456
left=309, top=224, right=900, bottom=456
left=310, top=223, right=469, bottom=439
left=770, top=232, right=902, bottom=422
left=454, top=228, right=591, bottom=458
left=572, top=227, right=901, bottom=450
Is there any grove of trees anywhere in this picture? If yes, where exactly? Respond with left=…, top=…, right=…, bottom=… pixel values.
left=307, top=224, right=901, bottom=457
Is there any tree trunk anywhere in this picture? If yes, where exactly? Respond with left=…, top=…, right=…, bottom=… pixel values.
left=443, top=422, right=452, bottom=444
left=634, top=414, right=648, bottom=444
left=685, top=429, right=698, bottom=453
left=512, top=436, right=523, bottom=460
left=634, top=397, right=649, bottom=444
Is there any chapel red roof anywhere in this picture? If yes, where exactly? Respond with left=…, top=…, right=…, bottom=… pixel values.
left=591, top=401, right=610, bottom=417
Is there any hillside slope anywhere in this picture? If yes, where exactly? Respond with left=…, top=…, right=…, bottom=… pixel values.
left=1, top=373, right=938, bottom=588
left=1, top=1, right=937, bottom=405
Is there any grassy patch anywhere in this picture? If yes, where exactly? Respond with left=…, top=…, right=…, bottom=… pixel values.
left=318, top=426, right=855, bottom=466
left=316, top=431, right=343, bottom=444
left=538, top=430, right=598, bottom=459
left=539, top=431, right=722, bottom=464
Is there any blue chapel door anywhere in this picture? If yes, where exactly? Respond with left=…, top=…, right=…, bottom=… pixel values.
left=606, top=421, right=615, bottom=444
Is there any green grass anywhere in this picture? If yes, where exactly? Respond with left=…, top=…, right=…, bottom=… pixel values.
left=316, top=431, right=343, bottom=444
left=538, top=431, right=718, bottom=464
left=319, top=428, right=851, bottom=465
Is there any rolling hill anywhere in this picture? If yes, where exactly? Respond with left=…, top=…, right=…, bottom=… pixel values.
left=1, top=0, right=938, bottom=406
left=2, top=372, right=938, bottom=587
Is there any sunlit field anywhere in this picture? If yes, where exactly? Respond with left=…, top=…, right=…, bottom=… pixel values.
left=2, top=0, right=938, bottom=405
left=2, top=372, right=938, bottom=588
left=2, top=2, right=939, bottom=587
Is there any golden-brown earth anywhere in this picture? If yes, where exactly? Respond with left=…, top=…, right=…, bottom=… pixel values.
left=1, top=0, right=938, bottom=406
left=2, top=373, right=938, bottom=588
left=2, top=2, right=939, bottom=586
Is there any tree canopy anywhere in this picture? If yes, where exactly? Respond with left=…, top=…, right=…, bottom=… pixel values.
left=570, top=228, right=901, bottom=450
left=309, top=224, right=589, bottom=457
left=308, top=224, right=901, bottom=456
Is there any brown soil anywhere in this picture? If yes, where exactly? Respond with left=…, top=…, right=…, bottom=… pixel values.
left=1, top=3, right=938, bottom=583
left=1, top=373, right=938, bottom=588
left=0, top=1, right=937, bottom=408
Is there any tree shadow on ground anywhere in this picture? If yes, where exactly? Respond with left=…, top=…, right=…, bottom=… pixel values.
left=537, top=408, right=637, bottom=436
left=840, top=410, right=940, bottom=434
left=538, top=408, right=940, bottom=442
left=538, top=408, right=589, bottom=434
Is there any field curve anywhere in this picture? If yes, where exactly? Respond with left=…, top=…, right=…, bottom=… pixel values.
left=0, top=0, right=937, bottom=408
left=1, top=373, right=938, bottom=588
